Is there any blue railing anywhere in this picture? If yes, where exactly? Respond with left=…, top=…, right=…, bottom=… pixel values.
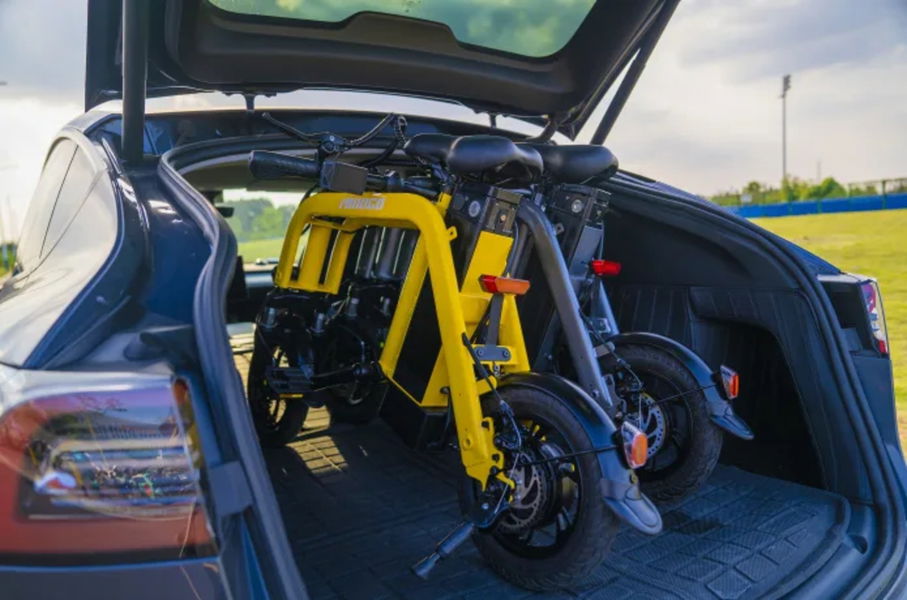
left=725, top=192, right=907, bottom=218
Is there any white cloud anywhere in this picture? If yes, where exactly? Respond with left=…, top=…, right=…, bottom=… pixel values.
left=0, top=97, right=83, bottom=241
left=604, top=0, right=907, bottom=194
left=1, top=0, right=906, bottom=241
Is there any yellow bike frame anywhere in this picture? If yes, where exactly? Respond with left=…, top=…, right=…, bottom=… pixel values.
left=274, top=191, right=530, bottom=486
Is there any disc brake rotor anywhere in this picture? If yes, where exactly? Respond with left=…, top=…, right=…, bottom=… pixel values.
left=625, top=393, right=668, bottom=458
left=497, top=444, right=561, bottom=534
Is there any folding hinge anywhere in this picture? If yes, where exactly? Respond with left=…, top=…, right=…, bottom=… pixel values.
left=208, top=461, right=253, bottom=518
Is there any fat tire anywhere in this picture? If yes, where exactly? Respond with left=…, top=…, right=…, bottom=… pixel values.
left=614, top=344, right=723, bottom=504
left=468, top=386, right=618, bottom=591
left=247, top=333, right=310, bottom=448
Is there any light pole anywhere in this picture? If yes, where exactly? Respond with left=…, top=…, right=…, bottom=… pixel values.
left=0, top=165, right=14, bottom=273
left=781, top=74, right=791, bottom=186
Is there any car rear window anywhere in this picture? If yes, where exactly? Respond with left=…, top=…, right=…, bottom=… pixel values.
left=208, top=0, right=595, bottom=57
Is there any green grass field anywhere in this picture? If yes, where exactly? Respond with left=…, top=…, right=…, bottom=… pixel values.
left=238, top=238, right=284, bottom=262
left=753, top=209, right=907, bottom=444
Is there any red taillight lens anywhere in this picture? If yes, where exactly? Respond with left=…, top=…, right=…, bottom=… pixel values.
left=861, top=280, right=889, bottom=355
left=479, top=275, right=531, bottom=295
left=0, top=381, right=213, bottom=560
left=620, top=421, right=648, bottom=469
left=590, top=259, right=622, bottom=277
left=719, top=365, right=740, bottom=400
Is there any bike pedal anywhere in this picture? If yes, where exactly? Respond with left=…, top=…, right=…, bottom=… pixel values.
left=264, top=366, right=312, bottom=395
left=411, top=521, right=474, bottom=579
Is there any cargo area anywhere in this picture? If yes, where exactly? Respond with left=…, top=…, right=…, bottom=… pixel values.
left=160, top=110, right=892, bottom=597
left=231, top=329, right=852, bottom=600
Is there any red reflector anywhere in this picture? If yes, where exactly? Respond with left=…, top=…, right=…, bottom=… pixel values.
left=720, top=365, right=740, bottom=400
left=590, top=259, right=621, bottom=277
left=479, top=275, right=531, bottom=295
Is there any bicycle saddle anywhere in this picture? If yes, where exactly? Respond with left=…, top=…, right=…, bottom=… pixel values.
left=520, top=143, right=618, bottom=184
left=446, top=135, right=542, bottom=184
left=403, top=133, right=457, bottom=164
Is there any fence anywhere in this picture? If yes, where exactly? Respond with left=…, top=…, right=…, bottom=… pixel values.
left=725, top=192, right=907, bottom=218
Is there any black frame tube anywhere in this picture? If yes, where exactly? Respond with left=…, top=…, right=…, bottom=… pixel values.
left=121, top=0, right=149, bottom=163
left=590, top=0, right=679, bottom=145
left=516, top=202, right=615, bottom=411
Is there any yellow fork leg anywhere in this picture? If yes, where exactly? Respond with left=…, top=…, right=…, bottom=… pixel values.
left=277, top=191, right=502, bottom=485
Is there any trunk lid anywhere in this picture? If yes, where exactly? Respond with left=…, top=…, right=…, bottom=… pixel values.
left=86, top=0, right=677, bottom=138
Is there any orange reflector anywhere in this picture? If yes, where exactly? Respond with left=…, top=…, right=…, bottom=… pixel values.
left=720, top=365, right=740, bottom=400
left=479, top=275, right=531, bottom=295
left=620, top=422, right=648, bottom=469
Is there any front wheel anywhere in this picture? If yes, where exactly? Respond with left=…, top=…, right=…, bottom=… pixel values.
left=247, top=331, right=312, bottom=448
left=613, top=344, right=723, bottom=504
left=462, top=386, right=618, bottom=591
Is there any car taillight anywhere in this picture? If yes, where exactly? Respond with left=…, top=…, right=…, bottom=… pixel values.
left=0, top=380, right=214, bottom=561
left=861, top=279, right=889, bottom=355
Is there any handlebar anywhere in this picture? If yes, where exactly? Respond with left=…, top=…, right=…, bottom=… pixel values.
left=248, top=150, right=438, bottom=198
left=249, top=150, right=321, bottom=180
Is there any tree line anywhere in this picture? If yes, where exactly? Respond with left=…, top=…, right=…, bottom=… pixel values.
left=224, top=198, right=297, bottom=242
left=710, top=177, right=907, bottom=207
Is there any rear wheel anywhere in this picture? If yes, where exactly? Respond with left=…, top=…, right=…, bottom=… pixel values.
left=614, top=344, right=723, bottom=504
left=463, top=386, right=618, bottom=591
left=320, top=322, right=384, bottom=425
left=247, top=332, right=311, bottom=448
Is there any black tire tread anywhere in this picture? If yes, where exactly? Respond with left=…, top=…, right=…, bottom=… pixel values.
left=471, top=387, right=618, bottom=591
left=247, top=334, right=310, bottom=448
left=615, top=344, right=723, bottom=505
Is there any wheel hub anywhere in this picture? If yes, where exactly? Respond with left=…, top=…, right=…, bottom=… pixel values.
left=625, top=393, right=668, bottom=458
left=497, top=445, right=560, bottom=534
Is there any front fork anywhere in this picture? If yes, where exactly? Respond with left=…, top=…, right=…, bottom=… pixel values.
left=515, top=202, right=662, bottom=533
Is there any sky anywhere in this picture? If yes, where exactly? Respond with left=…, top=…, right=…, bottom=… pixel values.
left=0, top=0, right=905, bottom=242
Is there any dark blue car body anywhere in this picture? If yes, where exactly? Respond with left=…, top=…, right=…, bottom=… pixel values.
left=1, top=1, right=905, bottom=597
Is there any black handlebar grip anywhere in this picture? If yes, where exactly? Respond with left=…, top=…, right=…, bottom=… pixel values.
left=248, top=150, right=320, bottom=180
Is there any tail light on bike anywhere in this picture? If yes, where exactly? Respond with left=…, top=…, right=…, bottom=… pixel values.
left=861, top=279, right=889, bottom=355
left=479, top=275, right=531, bottom=295
left=620, top=421, right=648, bottom=469
left=590, top=259, right=621, bottom=277
left=0, top=379, right=214, bottom=562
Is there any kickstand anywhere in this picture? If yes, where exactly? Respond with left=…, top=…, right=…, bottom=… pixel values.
left=411, top=521, right=475, bottom=579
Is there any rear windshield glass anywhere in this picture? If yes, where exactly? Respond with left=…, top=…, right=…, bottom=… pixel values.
left=208, top=0, right=595, bottom=57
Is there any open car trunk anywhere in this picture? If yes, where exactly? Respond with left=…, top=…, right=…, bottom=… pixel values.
left=116, top=109, right=904, bottom=599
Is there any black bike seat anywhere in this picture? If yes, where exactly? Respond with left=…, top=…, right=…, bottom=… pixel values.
left=404, top=133, right=457, bottom=164
left=446, top=135, right=543, bottom=184
left=520, top=143, right=618, bottom=184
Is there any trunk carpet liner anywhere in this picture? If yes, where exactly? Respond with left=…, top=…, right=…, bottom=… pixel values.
left=264, top=409, right=848, bottom=600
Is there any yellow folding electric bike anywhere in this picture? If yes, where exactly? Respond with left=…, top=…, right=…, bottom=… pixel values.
left=245, top=118, right=659, bottom=590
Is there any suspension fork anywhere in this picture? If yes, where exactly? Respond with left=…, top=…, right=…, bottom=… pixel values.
left=515, top=202, right=617, bottom=413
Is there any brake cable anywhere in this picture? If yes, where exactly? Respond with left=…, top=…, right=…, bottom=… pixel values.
left=461, top=333, right=522, bottom=450
left=517, top=443, right=619, bottom=467
left=261, top=111, right=326, bottom=143
left=361, top=115, right=408, bottom=168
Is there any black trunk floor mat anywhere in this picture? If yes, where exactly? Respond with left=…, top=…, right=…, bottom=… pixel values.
left=263, top=410, right=849, bottom=600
